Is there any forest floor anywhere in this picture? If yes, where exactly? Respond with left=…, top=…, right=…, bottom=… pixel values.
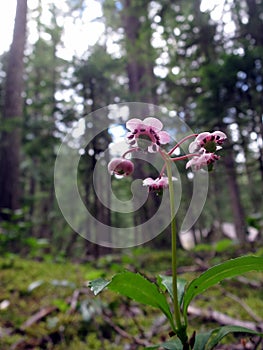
left=0, top=242, right=263, bottom=350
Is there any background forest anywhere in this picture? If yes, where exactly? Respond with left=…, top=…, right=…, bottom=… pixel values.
left=0, top=0, right=263, bottom=349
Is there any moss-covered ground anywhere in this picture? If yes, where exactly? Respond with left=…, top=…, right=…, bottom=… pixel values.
left=0, top=244, right=262, bottom=349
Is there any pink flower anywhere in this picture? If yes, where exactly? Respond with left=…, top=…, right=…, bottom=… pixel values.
left=186, top=153, right=220, bottom=171
left=108, top=158, right=134, bottom=176
left=189, top=131, right=227, bottom=153
left=126, top=117, right=170, bottom=152
left=143, top=176, right=176, bottom=192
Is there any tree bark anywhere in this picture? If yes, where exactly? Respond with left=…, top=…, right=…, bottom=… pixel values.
left=245, top=0, right=263, bottom=45
left=223, top=147, right=247, bottom=243
left=0, top=0, right=27, bottom=218
left=122, top=0, right=157, bottom=103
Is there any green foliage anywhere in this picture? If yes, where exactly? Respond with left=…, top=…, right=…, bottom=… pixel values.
left=214, top=239, right=234, bottom=253
left=205, top=326, right=263, bottom=350
left=0, top=250, right=263, bottom=349
left=146, top=338, right=183, bottom=349
left=91, top=254, right=263, bottom=348
left=193, top=243, right=212, bottom=253
left=146, top=331, right=213, bottom=349
left=0, top=208, right=35, bottom=255
left=246, top=213, right=263, bottom=231
left=90, top=278, right=110, bottom=296
left=147, top=326, right=263, bottom=350
left=182, top=256, right=263, bottom=318
left=91, top=271, right=176, bottom=331
left=193, top=239, right=235, bottom=255
left=158, top=275, right=187, bottom=305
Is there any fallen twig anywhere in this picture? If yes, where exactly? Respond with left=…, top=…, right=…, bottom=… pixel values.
left=103, top=313, right=151, bottom=347
left=187, top=305, right=263, bottom=332
left=20, top=306, right=58, bottom=330
left=68, top=289, right=80, bottom=314
left=236, top=276, right=262, bottom=289
left=224, top=291, right=262, bottom=323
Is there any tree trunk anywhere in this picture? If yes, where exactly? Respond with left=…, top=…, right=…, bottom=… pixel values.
left=121, top=0, right=161, bottom=244
left=0, top=0, right=27, bottom=218
left=223, top=148, right=247, bottom=243
left=245, top=0, right=263, bottom=45
left=122, top=0, right=157, bottom=103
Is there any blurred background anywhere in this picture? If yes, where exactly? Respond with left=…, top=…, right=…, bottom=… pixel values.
left=0, top=1, right=263, bottom=348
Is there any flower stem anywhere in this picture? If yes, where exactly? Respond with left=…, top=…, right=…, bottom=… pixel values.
left=170, top=153, right=200, bottom=162
left=122, top=147, right=140, bottom=158
left=165, top=156, right=182, bottom=330
left=159, top=154, right=199, bottom=178
left=168, top=134, right=197, bottom=156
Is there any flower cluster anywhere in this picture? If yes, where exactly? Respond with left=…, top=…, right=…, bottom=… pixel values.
left=108, top=118, right=227, bottom=192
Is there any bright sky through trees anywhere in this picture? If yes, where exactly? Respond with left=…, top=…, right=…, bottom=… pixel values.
left=0, top=0, right=233, bottom=57
left=0, top=0, right=104, bottom=58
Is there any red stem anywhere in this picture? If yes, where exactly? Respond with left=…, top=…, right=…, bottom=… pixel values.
left=122, top=147, right=139, bottom=158
left=170, top=153, right=200, bottom=162
left=158, top=152, right=200, bottom=178
left=168, top=134, right=198, bottom=155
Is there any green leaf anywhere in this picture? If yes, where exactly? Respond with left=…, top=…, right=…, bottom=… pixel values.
left=159, top=275, right=187, bottom=305
left=108, top=271, right=175, bottom=330
left=89, top=278, right=110, bottom=296
left=146, top=338, right=183, bottom=349
left=205, top=326, right=263, bottom=350
left=193, top=331, right=213, bottom=350
left=146, top=326, right=263, bottom=350
left=183, top=255, right=263, bottom=317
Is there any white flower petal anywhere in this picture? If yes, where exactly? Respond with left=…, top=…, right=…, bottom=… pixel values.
left=189, top=141, right=199, bottom=153
left=126, top=118, right=143, bottom=131
left=143, top=117, right=163, bottom=131
left=158, top=131, right=170, bottom=144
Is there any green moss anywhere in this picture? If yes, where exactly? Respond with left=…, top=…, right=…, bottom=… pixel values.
left=0, top=252, right=262, bottom=349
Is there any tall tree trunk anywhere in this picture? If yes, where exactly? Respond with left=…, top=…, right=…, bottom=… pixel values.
left=245, top=0, right=263, bottom=45
left=0, top=0, right=27, bottom=218
left=122, top=0, right=161, bottom=243
left=223, top=148, right=247, bottom=243
left=122, top=0, right=157, bottom=103
left=193, top=0, right=217, bottom=62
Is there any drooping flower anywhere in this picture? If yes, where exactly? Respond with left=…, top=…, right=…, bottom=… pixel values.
left=186, top=152, right=220, bottom=171
left=108, top=158, right=134, bottom=176
left=143, top=176, right=176, bottom=192
left=189, top=131, right=227, bottom=153
left=126, top=117, right=170, bottom=152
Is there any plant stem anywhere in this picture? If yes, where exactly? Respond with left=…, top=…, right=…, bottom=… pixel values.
left=165, top=156, right=182, bottom=330
left=122, top=147, right=139, bottom=158
left=159, top=153, right=199, bottom=178
left=168, top=134, right=197, bottom=155
left=170, top=153, right=200, bottom=162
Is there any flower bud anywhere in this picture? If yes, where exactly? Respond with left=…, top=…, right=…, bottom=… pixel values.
left=108, top=158, right=134, bottom=176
